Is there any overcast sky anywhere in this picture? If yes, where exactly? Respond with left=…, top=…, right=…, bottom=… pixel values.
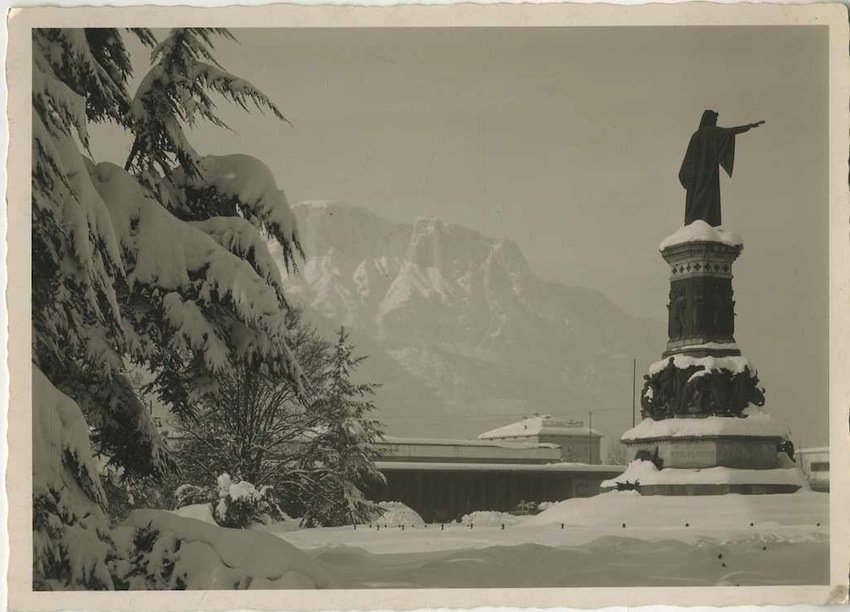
left=91, top=26, right=829, bottom=446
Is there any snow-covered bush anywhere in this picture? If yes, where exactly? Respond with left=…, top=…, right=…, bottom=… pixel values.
left=213, top=474, right=282, bottom=529
left=172, top=474, right=283, bottom=529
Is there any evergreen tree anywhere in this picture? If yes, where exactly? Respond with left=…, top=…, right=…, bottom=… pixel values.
left=174, top=310, right=328, bottom=498
left=31, top=27, right=300, bottom=588
left=117, top=27, right=302, bottom=418
left=173, top=317, right=388, bottom=526
left=299, top=328, right=385, bottom=527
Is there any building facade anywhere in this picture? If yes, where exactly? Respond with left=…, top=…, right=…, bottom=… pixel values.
left=371, top=434, right=623, bottom=523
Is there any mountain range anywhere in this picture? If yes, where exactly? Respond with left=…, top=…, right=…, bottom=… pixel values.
left=276, top=201, right=664, bottom=444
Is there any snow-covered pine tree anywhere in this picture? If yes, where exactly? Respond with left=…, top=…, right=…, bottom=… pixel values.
left=32, top=28, right=166, bottom=589
left=118, top=27, right=302, bottom=417
left=299, top=328, right=385, bottom=527
left=32, top=28, right=302, bottom=588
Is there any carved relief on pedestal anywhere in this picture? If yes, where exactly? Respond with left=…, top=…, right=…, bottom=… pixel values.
left=661, top=240, right=741, bottom=355
left=639, top=356, right=766, bottom=420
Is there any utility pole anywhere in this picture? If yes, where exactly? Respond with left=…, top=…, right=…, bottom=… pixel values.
left=631, top=358, right=637, bottom=427
left=588, top=410, right=593, bottom=464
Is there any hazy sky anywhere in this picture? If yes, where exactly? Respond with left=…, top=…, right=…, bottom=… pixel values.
left=91, top=26, right=829, bottom=446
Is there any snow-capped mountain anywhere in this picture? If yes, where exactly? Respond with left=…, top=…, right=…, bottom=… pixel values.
left=278, top=201, right=662, bottom=441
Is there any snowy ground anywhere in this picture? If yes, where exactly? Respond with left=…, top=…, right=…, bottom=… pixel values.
left=267, top=491, right=829, bottom=588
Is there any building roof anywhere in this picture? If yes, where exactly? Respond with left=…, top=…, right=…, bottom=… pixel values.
left=379, top=435, right=559, bottom=450
left=478, top=414, right=602, bottom=440
left=376, top=461, right=624, bottom=474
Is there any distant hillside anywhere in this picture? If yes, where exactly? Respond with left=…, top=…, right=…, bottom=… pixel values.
left=274, top=201, right=663, bottom=441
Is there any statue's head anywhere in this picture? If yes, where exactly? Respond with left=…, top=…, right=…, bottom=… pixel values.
left=699, top=109, right=719, bottom=128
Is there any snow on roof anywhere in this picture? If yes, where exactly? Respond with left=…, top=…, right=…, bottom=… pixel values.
left=797, top=447, right=829, bottom=454
left=658, top=220, right=743, bottom=251
left=375, top=461, right=625, bottom=474
left=379, top=436, right=559, bottom=450
left=479, top=414, right=602, bottom=440
left=621, top=410, right=789, bottom=442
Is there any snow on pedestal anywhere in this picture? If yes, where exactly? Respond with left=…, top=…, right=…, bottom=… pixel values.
left=658, top=220, right=743, bottom=251
left=647, top=354, right=753, bottom=377
left=601, top=459, right=807, bottom=495
left=622, top=408, right=789, bottom=442
left=619, top=409, right=793, bottom=479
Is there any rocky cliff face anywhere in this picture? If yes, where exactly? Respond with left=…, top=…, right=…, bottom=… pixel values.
left=277, top=201, right=662, bottom=440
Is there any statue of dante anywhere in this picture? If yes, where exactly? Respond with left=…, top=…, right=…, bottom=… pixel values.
left=678, top=110, right=764, bottom=226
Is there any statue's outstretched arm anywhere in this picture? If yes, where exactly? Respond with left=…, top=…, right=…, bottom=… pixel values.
left=731, top=120, right=766, bottom=135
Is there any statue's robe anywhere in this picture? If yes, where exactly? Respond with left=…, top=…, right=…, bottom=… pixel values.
left=678, top=126, right=737, bottom=227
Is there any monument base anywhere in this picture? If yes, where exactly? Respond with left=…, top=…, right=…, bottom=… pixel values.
left=601, top=461, right=806, bottom=496
left=612, top=413, right=804, bottom=496
left=638, top=483, right=803, bottom=496
left=624, top=435, right=782, bottom=469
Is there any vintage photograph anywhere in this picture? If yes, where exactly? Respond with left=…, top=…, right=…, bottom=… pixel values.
left=8, top=3, right=848, bottom=607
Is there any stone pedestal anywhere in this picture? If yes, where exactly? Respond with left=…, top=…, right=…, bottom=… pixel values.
left=626, top=435, right=782, bottom=470
left=661, top=238, right=741, bottom=358
left=618, top=222, right=804, bottom=496
left=637, top=482, right=803, bottom=496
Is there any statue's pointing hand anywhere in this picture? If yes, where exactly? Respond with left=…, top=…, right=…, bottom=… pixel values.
left=749, top=120, right=766, bottom=129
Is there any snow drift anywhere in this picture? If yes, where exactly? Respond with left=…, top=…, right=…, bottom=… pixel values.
left=112, top=510, right=332, bottom=589
left=601, top=459, right=808, bottom=489
left=461, top=511, right=522, bottom=526
left=524, top=489, right=826, bottom=529
left=372, top=501, right=425, bottom=527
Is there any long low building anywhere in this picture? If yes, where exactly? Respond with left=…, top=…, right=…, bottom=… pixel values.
left=376, top=436, right=562, bottom=464
left=369, top=436, right=624, bottom=523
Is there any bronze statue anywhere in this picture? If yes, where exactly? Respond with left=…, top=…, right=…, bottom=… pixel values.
left=640, top=358, right=764, bottom=419
left=678, top=110, right=764, bottom=227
